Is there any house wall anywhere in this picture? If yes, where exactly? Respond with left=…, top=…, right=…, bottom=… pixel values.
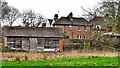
left=91, top=24, right=108, bottom=39
left=55, top=25, right=91, bottom=39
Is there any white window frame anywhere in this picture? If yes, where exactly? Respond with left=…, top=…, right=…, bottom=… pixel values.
left=77, top=36, right=83, bottom=39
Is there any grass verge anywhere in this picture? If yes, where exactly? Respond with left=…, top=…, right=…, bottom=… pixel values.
left=2, top=56, right=118, bottom=66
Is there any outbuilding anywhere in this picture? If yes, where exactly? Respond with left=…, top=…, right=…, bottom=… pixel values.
left=3, top=26, right=63, bottom=52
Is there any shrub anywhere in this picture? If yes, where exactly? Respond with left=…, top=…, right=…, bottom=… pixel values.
left=63, top=34, right=69, bottom=39
left=25, top=56, right=28, bottom=60
left=70, top=39, right=82, bottom=43
left=2, top=47, right=13, bottom=52
left=15, top=57, right=20, bottom=61
left=84, top=42, right=90, bottom=49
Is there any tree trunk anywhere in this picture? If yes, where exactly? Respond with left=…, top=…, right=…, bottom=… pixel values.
left=117, top=1, right=120, bottom=33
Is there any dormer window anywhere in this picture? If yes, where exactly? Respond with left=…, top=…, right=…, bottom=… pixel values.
left=78, top=25, right=81, bottom=31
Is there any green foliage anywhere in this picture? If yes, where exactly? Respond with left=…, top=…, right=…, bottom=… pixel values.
left=70, top=39, right=82, bottom=43
left=84, top=42, right=90, bottom=49
left=25, top=56, right=28, bottom=60
left=2, top=47, right=13, bottom=52
left=63, top=34, right=69, bottom=39
left=15, top=57, right=20, bottom=61
left=2, top=57, right=118, bottom=66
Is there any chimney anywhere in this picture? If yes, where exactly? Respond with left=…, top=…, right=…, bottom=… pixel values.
left=67, top=12, right=73, bottom=20
left=54, top=14, right=58, bottom=22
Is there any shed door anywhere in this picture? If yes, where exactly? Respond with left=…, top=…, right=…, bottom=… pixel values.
left=37, top=38, right=44, bottom=51
left=22, top=38, right=30, bottom=50
left=30, top=38, right=38, bottom=51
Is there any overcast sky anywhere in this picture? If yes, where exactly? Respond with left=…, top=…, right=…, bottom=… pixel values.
left=6, top=0, right=101, bottom=19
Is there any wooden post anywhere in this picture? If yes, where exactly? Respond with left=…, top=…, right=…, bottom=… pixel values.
left=2, top=37, right=7, bottom=48
left=59, top=38, right=63, bottom=51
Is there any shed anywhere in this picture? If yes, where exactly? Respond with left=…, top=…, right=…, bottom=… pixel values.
left=3, top=26, right=63, bottom=52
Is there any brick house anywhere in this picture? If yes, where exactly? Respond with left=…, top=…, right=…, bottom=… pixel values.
left=53, top=12, right=92, bottom=40
left=89, top=16, right=111, bottom=38
left=3, top=26, right=63, bottom=52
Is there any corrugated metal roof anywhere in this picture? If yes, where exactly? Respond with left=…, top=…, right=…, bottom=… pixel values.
left=3, top=27, right=63, bottom=38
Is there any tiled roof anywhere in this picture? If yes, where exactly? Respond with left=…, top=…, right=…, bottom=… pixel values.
left=89, top=16, right=107, bottom=28
left=89, top=16, right=105, bottom=24
left=53, top=17, right=90, bottom=26
left=3, top=27, right=63, bottom=38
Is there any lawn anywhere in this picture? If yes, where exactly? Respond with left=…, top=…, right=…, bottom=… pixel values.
left=2, top=57, right=118, bottom=66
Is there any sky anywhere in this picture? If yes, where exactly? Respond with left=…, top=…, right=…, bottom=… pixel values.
left=6, top=0, right=101, bottom=19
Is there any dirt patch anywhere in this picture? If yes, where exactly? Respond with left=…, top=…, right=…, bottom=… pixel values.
left=1, top=50, right=118, bottom=61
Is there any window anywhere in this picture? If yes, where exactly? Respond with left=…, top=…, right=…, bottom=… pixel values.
left=96, top=25, right=101, bottom=32
left=84, top=26, right=87, bottom=31
left=7, top=38, right=22, bottom=49
left=83, top=36, right=87, bottom=39
left=37, top=38, right=44, bottom=44
left=77, top=36, right=82, bottom=39
left=69, top=25, right=73, bottom=30
left=44, top=38, right=59, bottom=49
left=78, top=25, right=81, bottom=31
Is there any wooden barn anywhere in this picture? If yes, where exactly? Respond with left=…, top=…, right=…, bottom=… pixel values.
left=3, top=27, right=63, bottom=52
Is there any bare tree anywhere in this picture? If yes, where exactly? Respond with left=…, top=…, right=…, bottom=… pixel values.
left=99, top=1, right=119, bottom=33
left=81, top=6, right=99, bottom=20
left=35, top=14, right=44, bottom=27
left=21, top=9, right=44, bottom=27
left=21, top=10, right=36, bottom=27
left=117, top=1, right=120, bottom=33
left=81, top=0, right=119, bottom=33
left=3, top=7, right=21, bottom=26
left=81, top=0, right=118, bottom=22
left=0, top=0, right=10, bottom=19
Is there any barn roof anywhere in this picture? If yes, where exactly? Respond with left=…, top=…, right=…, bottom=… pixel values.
left=3, top=26, right=63, bottom=38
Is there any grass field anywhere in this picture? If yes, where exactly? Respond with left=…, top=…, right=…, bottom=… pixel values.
left=2, top=57, right=118, bottom=66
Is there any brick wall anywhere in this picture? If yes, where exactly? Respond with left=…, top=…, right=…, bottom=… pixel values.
left=56, top=25, right=91, bottom=39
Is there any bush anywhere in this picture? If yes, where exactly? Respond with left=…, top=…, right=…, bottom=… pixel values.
left=63, top=34, right=69, bottom=39
left=63, top=43, right=83, bottom=51
left=15, top=57, right=20, bottom=61
left=2, top=47, right=13, bottom=52
left=113, top=43, right=120, bottom=51
left=84, top=42, right=90, bottom=49
left=70, top=39, right=82, bottom=43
